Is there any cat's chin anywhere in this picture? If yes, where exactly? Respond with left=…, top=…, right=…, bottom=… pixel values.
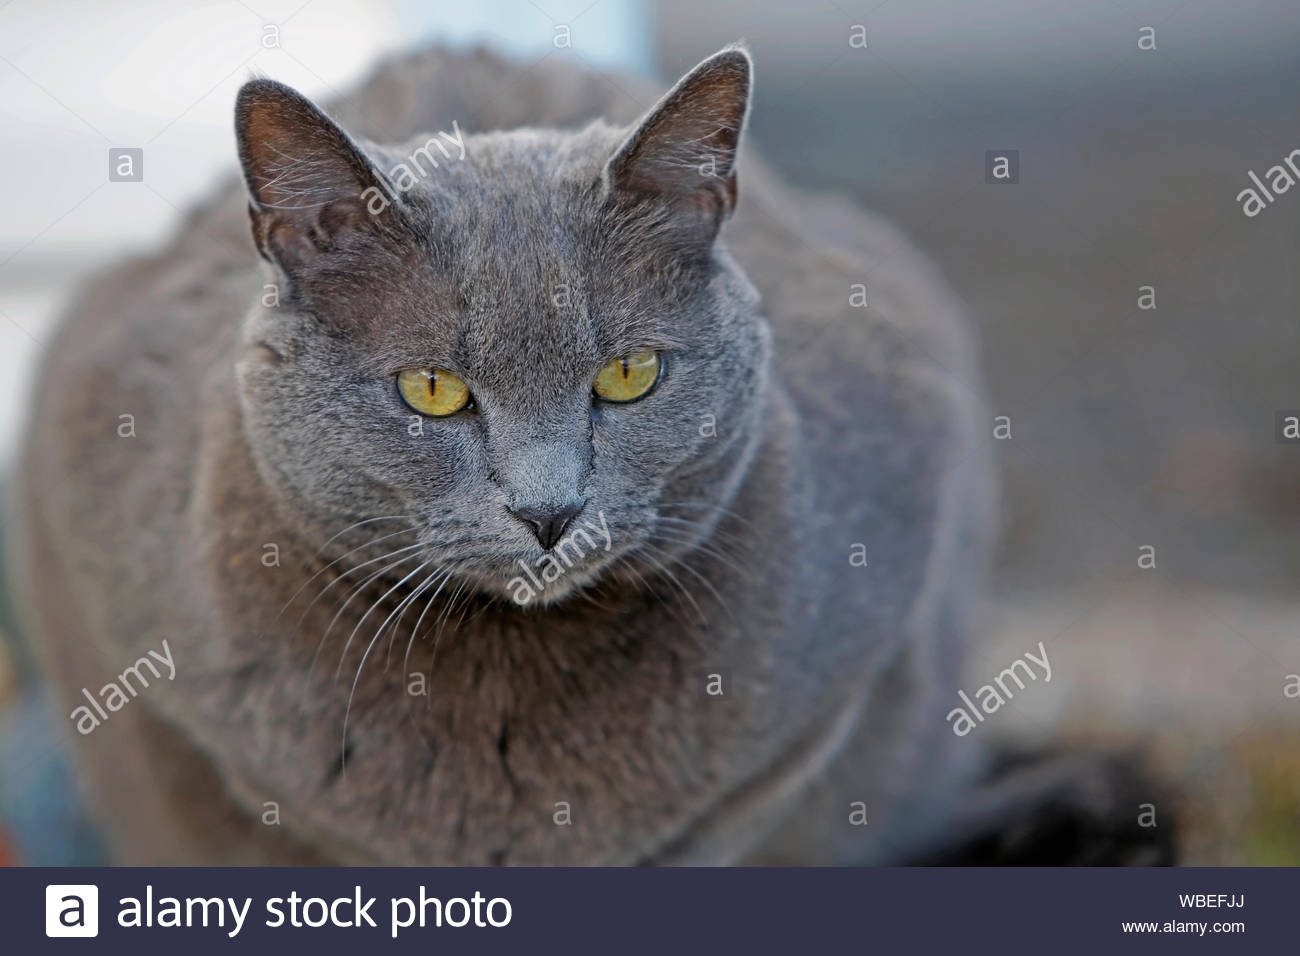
left=506, top=579, right=593, bottom=609
left=459, top=559, right=608, bottom=610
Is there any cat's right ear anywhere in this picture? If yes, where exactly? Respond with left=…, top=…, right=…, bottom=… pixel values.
left=603, top=45, right=751, bottom=241
left=235, top=79, right=400, bottom=276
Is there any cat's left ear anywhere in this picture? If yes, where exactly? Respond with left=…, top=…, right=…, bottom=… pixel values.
left=603, top=45, right=751, bottom=236
left=234, top=78, right=403, bottom=277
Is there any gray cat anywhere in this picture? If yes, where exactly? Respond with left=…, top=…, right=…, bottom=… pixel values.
left=8, top=44, right=1168, bottom=865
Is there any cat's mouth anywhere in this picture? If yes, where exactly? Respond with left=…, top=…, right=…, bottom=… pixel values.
left=482, top=507, right=616, bottom=606
left=411, top=511, right=615, bottom=608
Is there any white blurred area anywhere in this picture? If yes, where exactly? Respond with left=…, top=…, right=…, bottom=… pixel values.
left=0, top=0, right=651, bottom=461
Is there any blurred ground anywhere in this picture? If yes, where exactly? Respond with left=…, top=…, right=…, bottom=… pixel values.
left=987, top=589, right=1299, bottom=864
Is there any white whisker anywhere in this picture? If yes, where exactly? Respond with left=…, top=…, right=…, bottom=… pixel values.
left=334, top=560, right=431, bottom=682
left=307, top=547, right=424, bottom=684
left=279, top=525, right=419, bottom=617
left=295, top=541, right=424, bottom=630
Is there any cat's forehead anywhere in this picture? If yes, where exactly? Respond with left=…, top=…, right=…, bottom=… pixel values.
left=421, top=148, right=600, bottom=367
left=401, top=129, right=596, bottom=275
left=399, top=125, right=609, bottom=219
left=350, top=124, right=700, bottom=395
left=394, top=128, right=683, bottom=352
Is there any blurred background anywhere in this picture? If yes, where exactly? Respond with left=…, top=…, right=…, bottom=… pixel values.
left=0, top=0, right=1296, bottom=863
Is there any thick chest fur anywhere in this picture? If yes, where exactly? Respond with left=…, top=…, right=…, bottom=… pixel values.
left=155, top=395, right=886, bottom=864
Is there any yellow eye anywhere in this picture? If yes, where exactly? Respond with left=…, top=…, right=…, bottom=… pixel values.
left=593, top=351, right=661, bottom=403
left=396, top=367, right=471, bottom=417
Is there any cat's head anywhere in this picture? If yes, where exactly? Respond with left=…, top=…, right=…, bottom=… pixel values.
left=233, top=46, right=769, bottom=606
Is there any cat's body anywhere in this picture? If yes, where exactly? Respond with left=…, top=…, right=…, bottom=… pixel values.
left=10, top=45, right=998, bottom=865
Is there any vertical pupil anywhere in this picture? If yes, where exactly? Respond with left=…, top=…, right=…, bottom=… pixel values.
left=426, top=372, right=437, bottom=397
left=620, top=357, right=630, bottom=380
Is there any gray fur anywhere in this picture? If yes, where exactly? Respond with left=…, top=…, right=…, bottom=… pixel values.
left=8, top=44, right=994, bottom=864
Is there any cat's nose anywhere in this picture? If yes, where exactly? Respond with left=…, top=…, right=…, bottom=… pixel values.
left=509, top=501, right=584, bottom=551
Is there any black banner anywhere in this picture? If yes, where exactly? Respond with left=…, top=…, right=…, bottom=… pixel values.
left=8, top=867, right=1287, bottom=953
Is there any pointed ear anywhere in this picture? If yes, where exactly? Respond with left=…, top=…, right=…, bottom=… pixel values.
left=235, top=79, right=400, bottom=276
left=603, top=46, right=751, bottom=234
